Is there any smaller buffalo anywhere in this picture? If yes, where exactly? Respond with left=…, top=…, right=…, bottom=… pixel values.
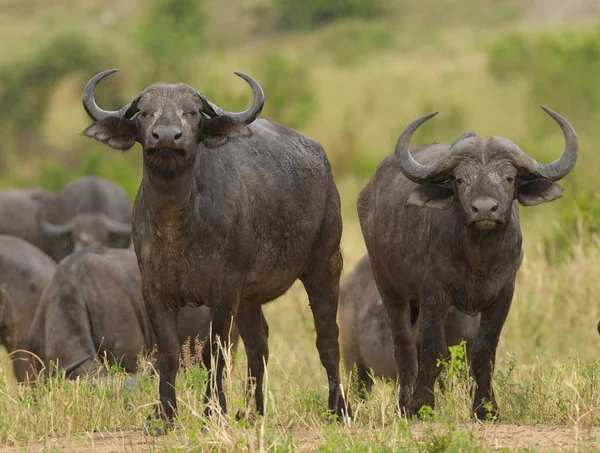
left=38, top=176, right=132, bottom=262
left=26, top=246, right=237, bottom=380
left=0, top=188, right=52, bottom=252
left=0, top=235, right=56, bottom=382
left=339, top=255, right=480, bottom=394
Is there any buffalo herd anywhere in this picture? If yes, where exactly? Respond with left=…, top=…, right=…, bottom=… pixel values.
left=0, top=69, right=580, bottom=433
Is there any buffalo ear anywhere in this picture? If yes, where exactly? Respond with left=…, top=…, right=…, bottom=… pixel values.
left=82, top=116, right=138, bottom=151
left=407, top=183, right=454, bottom=210
left=517, top=179, right=563, bottom=206
left=201, top=116, right=252, bottom=148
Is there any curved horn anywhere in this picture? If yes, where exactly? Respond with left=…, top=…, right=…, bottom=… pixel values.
left=395, top=111, right=464, bottom=184
left=518, top=105, right=579, bottom=181
left=59, top=355, right=94, bottom=377
left=104, top=217, right=132, bottom=236
left=82, top=69, right=139, bottom=121
left=39, top=218, right=71, bottom=237
left=207, top=72, right=264, bottom=125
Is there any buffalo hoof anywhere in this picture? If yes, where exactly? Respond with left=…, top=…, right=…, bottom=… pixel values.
left=235, top=409, right=258, bottom=424
left=143, top=417, right=171, bottom=436
left=473, top=402, right=499, bottom=422
left=407, top=395, right=435, bottom=419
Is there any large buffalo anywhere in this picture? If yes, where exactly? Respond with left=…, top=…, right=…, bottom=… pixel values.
left=339, top=255, right=480, bottom=394
left=357, top=106, right=578, bottom=419
left=0, top=235, right=56, bottom=382
left=81, top=69, right=349, bottom=432
left=26, top=246, right=235, bottom=380
left=0, top=188, right=52, bottom=251
left=38, top=176, right=132, bottom=261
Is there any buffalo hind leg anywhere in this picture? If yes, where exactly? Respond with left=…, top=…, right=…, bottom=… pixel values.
left=301, top=249, right=351, bottom=420
left=409, top=282, right=448, bottom=417
left=471, top=284, right=513, bottom=420
left=378, top=286, right=416, bottom=415
left=356, top=363, right=373, bottom=399
left=143, top=290, right=180, bottom=436
left=235, top=306, right=269, bottom=420
left=202, top=285, right=239, bottom=421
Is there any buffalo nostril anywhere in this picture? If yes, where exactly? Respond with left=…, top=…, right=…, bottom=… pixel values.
left=152, top=131, right=160, bottom=140
left=471, top=205, right=478, bottom=213
left=174, top=131, right=182, bottom=141
left=491, top=204, right=499, bottom=212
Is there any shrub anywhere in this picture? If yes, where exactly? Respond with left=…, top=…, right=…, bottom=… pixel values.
left=273, top=0, right=386, bottom=30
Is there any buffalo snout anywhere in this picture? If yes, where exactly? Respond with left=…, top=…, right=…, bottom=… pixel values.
left=150, top=125, right=184, bottom=148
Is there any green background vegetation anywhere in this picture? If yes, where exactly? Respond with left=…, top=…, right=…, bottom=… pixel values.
left=1, top=0, right=600, bottom=450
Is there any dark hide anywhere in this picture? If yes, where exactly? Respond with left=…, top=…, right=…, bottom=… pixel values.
left=82, top=73, right=348, bottom=430
left=338, top=255, right=480, bottom=395
left=357, top=112, right=577, bottom=419
left=0, top=189, right=52, bottom=251
left=39, top=176, right=132, bottom=261
left=0, top=235, right=56, bottom=382
left=26, top=246, right=236, bottom=380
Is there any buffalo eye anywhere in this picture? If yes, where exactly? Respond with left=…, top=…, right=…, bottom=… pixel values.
left=139, top=111, right=150, bottom=119
left=185, top=111, right=199, bottom=118
left=455, top=178, right=464, bottom=185
left=506, top=176, right=514, bottom=183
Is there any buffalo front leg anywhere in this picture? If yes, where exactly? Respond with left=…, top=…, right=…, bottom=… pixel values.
left=235, top=306, right=269, bottom=419
left=471, top=283, right=514, bottom=420
left=301, top=249, right=351, bottom=420
left=408, top=281, right=448, bottom=417
left=142, top=289, right=180, bottom=435
left=379, top=288, right=417, bottom=415
left=202, top=285, right=239, bottom=420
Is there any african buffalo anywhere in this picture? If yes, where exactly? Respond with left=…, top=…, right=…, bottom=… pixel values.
left=38, top=176, right=132, bottom=261
left=0, top=188, right=52, bottom=251
left=338, top=254, right=480, bottom=395
left=26, top=246, right=236, bottom=380
left=357, top=106, right=578, bottom=419
left=0, top=235, right=56, bottom=382
left=81, top=69, right=349, bottom=432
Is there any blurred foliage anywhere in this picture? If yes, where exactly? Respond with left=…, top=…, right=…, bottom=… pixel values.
left=254, top=54, right=317, bottom=130
left=0, top=28, right=114, bottom=149
left=319, top=21, right=395, bottom=67
left=487, top=25, right=600, bottom=131
left=136, top=0, right=206, bottom=83
left=487, top=26, right=600, bottom=259
left=272, top=0, right=386, bottom=30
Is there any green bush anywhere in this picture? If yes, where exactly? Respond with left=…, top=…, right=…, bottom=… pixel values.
left=254, top=53, right=318, bottom=130
left=136, top=0, right=206, bottom=83
left=274, top=0, right=386, bottom=30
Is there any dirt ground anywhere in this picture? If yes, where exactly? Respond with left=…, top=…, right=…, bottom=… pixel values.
left=0, top=423, right=598, bottom=452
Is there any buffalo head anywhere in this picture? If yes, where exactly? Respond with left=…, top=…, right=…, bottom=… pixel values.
left=396, top=106, right=578, bottom=230
left=81, top=69, right=264, bottom=178
left=39, top=213, right=132, bottom=261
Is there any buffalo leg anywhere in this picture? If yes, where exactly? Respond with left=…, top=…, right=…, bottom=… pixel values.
left=356, top=363, right=373, bottom=398
left=143, top=289, right=180, bottom=434
left=471, top=284, right=514, bottom=420
left=301, top=249, right=350, bottom=420
left=379, top=286, right=416, bottom=414
left=202, top=285, right=239, bottom=419
left=235, top=306, right=269, bottom=417
left=409, top=282, right=448, bottom=416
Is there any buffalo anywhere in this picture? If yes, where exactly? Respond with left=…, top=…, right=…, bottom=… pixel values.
left=38, top=176, right=132, bottom=262
left=0, top=235, right=56, bottom=382
left=26, top=246, right=236, bottom=380
left=357, top=106, right=578, bottom=419
left=339, top=255, right=480, bottom=395
left=0, top=188, right=52, bottom=252
left=80, top=68, right=349, bottom=432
